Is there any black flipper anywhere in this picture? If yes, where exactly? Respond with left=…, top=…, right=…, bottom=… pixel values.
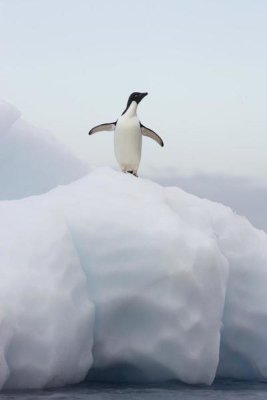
left=140, top=123, right=164, bottom=147
left=88, top=122, right=116, bottom=135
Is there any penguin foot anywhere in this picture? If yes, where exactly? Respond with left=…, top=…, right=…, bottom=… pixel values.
left=127, top=170, right=138, bottom=177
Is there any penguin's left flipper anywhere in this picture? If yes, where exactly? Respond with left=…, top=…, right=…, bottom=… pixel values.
left=89, top=122, right=116, bottom=135
left=140, top=123, right=164, bottom=147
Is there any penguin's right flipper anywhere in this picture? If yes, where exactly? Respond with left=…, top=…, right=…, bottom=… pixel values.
left=88, top=122, right=116, bottom=135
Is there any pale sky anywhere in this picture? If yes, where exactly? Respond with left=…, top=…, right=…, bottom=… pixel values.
left=0, top=0, right=267, bottom=177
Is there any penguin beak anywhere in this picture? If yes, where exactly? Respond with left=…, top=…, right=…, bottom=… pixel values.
left=140, top=92, right=148, bottom=101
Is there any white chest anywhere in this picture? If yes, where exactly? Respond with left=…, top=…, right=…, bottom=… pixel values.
left=115, top=114, right=141, bottom=137
left=114, top=103, right=142, bottom=169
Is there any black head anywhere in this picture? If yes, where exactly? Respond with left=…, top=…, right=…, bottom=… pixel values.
left=122, top=92, right=148, bottom=115
left=127, top=92, right=148, bottom=105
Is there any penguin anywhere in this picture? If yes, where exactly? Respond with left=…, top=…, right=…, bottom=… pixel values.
left=88, top=92, right=164, bottom=176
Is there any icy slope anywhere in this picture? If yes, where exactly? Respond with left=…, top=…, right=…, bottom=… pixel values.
left=0, top=100, right=88, bottom=200
left=1, top=168, right=267, bottom=389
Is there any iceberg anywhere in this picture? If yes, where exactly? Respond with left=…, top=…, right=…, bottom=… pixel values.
left=0, top=100, right=88, bottom=200
left=1, top=99, right=267, bottom=390
left=1, top=168, right=267, bottom=389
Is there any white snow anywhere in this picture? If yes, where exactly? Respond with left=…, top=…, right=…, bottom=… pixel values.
left=0, top=100, right=88, bottom=200
left=1, top=100, right=267, bottom=390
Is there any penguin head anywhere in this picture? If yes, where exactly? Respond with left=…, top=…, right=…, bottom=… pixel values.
left=127, top=92, right=148, bottom=106
left=121, top=92, right=148, bottom=115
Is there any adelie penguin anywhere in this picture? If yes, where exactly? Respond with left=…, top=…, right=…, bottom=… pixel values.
left=88, top=92, right=164, bottom=177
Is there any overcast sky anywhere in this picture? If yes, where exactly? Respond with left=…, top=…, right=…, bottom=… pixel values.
left=0, top=0, right=267, bottom=177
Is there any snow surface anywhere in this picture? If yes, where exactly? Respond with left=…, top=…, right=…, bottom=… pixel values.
left=1, top=100, right=267, bottom=390
left=0, top=100, right=88, bottom=200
